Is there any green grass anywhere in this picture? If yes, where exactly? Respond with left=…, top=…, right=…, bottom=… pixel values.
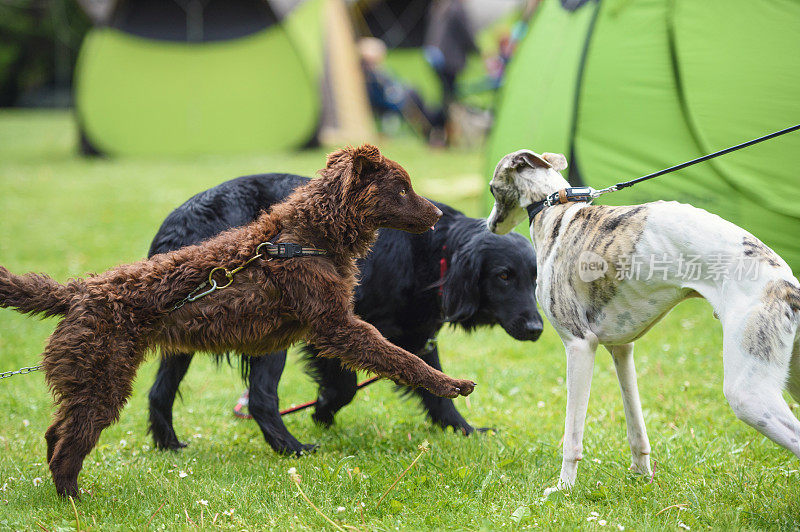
left=1, top=110, right=799, bottom=530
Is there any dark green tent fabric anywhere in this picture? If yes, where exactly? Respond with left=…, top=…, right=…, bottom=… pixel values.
left=74, top=0, right=320, bottom=156
left=487, top=0, right=800, bottom=272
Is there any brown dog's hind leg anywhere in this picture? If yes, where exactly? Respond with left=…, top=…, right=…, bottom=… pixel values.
left=46, top=340, right=145, bottom=498
left=45, top=417, right=63, bottom=464
left=48, top=403, right=110, bottom=498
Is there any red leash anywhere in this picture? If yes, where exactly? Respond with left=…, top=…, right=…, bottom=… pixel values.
left=233, top=376, right=382, bottom=419
left=233, top=247, right=449, bottom=420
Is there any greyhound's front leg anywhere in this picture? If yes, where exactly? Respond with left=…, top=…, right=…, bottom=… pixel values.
left=609, top=342, right=652, bottom=477
left=544, top=333, right=598, bottom=496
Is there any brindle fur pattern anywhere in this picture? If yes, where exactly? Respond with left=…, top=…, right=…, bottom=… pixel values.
left=488, top=148, right=800, bottom=496
left=533, top=203, right=648, bottom=338
left=0, top=144, right=476, bottom=498
left=742, top=280, right=800, bottom=361
left=743, top=235, right=782, bottom=268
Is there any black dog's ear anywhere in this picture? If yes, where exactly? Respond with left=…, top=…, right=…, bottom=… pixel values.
left=442, top=245, right=481, bottom=325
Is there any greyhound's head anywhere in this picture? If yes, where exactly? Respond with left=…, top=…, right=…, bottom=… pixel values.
left=487, top=150, right=570, bottom=234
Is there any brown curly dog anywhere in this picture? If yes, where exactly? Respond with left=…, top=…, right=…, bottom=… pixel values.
left=0, top=144, right=476, bottom=498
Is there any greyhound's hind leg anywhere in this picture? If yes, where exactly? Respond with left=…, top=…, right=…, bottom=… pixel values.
left=722, top=313, right=800, bottom=458
left=608, top=342, right=652, bottom=477
left=785, top=339, right=800, bottom=405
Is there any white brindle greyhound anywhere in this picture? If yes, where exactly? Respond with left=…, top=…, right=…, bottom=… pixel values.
left=487, top=149, right=800, bottom=495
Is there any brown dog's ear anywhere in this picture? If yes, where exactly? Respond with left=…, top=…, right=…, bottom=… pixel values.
left=542, top=152, right=568, bottom=172
left=326, top=144, right=383, bottom=175
left=325, top=147, right=351, bottom=169
left=351, top=144, right=383, bottom=175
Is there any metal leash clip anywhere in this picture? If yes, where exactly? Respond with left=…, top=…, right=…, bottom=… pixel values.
left=545, top=186, right=597, bottom=207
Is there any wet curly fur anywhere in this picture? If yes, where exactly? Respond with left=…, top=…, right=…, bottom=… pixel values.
left=0, top=144, right=475, bottom=498
left=146, top=173, right=543, bottom=455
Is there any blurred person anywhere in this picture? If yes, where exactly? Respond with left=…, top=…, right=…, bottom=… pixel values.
left=423, top=0, right=477, bottom=111
left=358, top=37, right=444, bottom=142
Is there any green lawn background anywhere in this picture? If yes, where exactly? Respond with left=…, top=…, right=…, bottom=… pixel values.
left=1, top=111, right=799, bottom=530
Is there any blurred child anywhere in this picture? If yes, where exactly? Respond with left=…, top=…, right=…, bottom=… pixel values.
left=358, top=37, right=444, bottom=142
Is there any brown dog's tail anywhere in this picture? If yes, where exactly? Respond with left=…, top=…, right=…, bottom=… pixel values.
left=0, top=266, right=73, bottom=318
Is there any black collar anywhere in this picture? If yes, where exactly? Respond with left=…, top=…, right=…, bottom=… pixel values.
left=259, top=242, right=327, bottom=258
left=526, top=200, right=548, bottom=224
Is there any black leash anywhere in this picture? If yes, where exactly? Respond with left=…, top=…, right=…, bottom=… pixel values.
left=526, top=123, right=800, bottom=223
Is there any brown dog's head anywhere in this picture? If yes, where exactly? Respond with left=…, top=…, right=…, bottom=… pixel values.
left=324, top=144, right=442, bottom=233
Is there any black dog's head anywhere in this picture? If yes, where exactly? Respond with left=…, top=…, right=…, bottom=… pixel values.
left=442, top=229, right=543, bottom=341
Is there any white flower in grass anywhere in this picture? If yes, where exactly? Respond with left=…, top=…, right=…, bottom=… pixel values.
left=587, top=516, right=597, bottom=522
left=590, top=512, right=599, bottom=517
left=599, top=520, right=607, bottom=526
left=1, top=483, right=7, bottom=492
left=22, top=419, right=30, bottom=427
left=287, top=467, right=297, bottom=476
left=32, top=478, right=42, bottom=487
left=678, top=523, right=690, bottom=530
left=119, top=439, right=127, bottom=447
left=196, top=499, right=208, bottom=506
left=336, top=506, right=346, bottom=513
left=617, top=525, right=625, bottom=531
left=537, top=401, right=545, bottom=408
left=178, top=471, right=188, bottom=478
left=222, top=509, right=236, bottom=517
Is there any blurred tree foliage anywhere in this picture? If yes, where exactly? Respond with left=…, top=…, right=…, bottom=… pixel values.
left=0, top=0, right=90, bottom=106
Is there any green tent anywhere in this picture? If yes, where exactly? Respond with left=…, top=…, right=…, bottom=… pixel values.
left=487, top=0, right=800, bottom=272
left=74, top=0, right=320, bottom=156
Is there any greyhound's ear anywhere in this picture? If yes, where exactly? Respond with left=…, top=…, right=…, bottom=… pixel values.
left=542, top=152, right=568, bottom=172
left=513, top=151, right=553, bottom=170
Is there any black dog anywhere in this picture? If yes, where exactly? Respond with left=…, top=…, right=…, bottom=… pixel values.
left=147, top=173, right=542, bottom=455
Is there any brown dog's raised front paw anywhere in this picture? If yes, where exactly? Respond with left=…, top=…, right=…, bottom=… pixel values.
left=428, top=377, right=476, bottom=398
left=455, top=379, right=476, bottom=396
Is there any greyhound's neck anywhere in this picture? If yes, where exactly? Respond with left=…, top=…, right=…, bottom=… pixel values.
left=520, top=168, right=571, bottom=207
